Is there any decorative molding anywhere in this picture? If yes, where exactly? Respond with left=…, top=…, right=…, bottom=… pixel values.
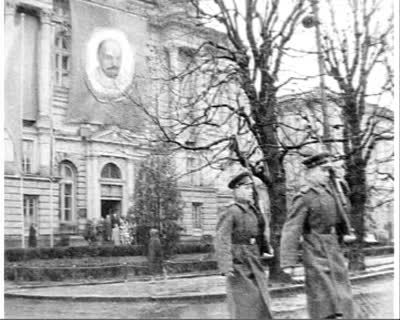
left=39, top=9, right=53, bottom=24
left=5, top=0, right=17, bottom=16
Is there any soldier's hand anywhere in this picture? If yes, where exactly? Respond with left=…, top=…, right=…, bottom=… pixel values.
left=224, top=268, right=235, bottom=277
left=262, top=246, right=274, bottom=259
left=343, top=228, right=357, bottom=243
left=282, top=266, right=295, bottom=277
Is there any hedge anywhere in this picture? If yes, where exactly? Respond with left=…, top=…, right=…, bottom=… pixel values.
left=6, top=243, right=391, bottom=263
left=5, top=242, right=214, bottom=262
left=4, top=260, right=217, bottom=282
left=5, top=245, right=145, bottom=262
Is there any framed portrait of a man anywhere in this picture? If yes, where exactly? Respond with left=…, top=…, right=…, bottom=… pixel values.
left=84, top=28, right=135, bottom=102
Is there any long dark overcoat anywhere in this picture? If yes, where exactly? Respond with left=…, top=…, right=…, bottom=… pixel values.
left=280, top=180, right=355, bottom=319
left=148, top=236, right=163, bottom=275
left=215, top=200, right=272, bottom=320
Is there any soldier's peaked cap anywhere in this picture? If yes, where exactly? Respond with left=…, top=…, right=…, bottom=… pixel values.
left=228, top=172, right=252, bottom=189
left=302, top=152, right=332, bottom=169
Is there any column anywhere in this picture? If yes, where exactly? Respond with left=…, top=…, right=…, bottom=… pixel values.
left=4, top=1, right=18, bottom=175
left=5, top=1, right=17, bottom=32
left=127, top=159, right=135, bottom=209
left=37, top=9, right=54, bottom=175
left=86, top=151, right=100, bottom=220
left=37, top=9, right=53, bottom=127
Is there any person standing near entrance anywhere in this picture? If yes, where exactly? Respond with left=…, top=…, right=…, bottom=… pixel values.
left=112, top=223, right=120, bottom=246
left=215, top=172, right=273, bottom=320
left=105, top=214, right=112, bottom=242
left=280, top=152, right=355, bottom=319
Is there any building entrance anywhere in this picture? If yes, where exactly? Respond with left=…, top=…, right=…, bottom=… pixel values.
left=101, top=200, right=121, bottom=219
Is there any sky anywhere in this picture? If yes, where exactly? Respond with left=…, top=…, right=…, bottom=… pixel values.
left=199, top=0, right=395, bottom=108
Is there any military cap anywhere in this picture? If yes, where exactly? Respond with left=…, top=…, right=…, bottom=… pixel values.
left=302, top=152, right=332, bottom=169
left=228, top=172, right=252, bottom=189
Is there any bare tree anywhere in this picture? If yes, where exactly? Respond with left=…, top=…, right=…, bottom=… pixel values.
left=316, top=0, right=394, bottom=270
left=127, top=0, right=312, bottom=280
left=127, top=0, right=393, bottom=276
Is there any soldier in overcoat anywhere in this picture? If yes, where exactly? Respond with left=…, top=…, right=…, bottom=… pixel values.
left=280, top=152, right=355, bottom=319
left=215, top=172, right=273, bottom=320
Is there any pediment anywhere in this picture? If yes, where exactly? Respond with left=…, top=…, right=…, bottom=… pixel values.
left=90, top=126, right=137, bottom=144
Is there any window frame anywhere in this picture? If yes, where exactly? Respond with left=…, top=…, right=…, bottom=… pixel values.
left=192, top=202, right=203, bottom=230
left=23, top=195, right=39, bottom=234
left=186, top=156, right=202, bottom=186
left=22, top=139, right=35, bottom=174
left=101, top=163, right=122, bottom=180
left=54, top=29, right=71, bottom=88
left=59, top=161, right=76, bottom=223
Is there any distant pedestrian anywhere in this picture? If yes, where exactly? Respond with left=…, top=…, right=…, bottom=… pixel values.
left=111, top=212, right=120, bottom=227
left=84, top=219, right=97, bottom=244
left=28, top=223, right=37, bottom=248
left=280, top=152, right=355, bottom=319
left=119, top=218, right=130, bottom=245
left=215, top=172, right=273, bottom=319
left=112, top=223, right=120, bottom=246
left=105, top=214, right=112, bottom=242
left=147, top=228, right=163, bottom=282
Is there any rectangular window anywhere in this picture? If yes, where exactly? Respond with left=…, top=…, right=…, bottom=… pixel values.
left=24, top=195, right=38, bottom=233
left=192, top=202, right=203, bottom=229
left=187, top=156, right=202, bottom=186
left=54, top=30, right=71, bottom=88
left=60, top=182, right=73, bottom=221
left=22, top=140, right=34, bottom=174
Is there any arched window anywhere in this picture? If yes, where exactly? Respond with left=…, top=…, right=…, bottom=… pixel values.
left=101, top=163, right=121, bottom=179
left=59, top=161, right=76, bottom=222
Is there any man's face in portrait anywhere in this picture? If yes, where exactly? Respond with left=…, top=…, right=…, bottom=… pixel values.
left=97, top=39, right=122, bottom=79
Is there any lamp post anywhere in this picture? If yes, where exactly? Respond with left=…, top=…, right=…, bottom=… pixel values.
left=302, top=0, right=331, bottom=152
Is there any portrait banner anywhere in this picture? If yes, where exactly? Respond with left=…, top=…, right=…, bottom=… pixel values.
left=68, top=0, right=150, bottom=131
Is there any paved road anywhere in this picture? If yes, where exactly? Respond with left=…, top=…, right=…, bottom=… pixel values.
left=5, top=275, right=394, bottom=319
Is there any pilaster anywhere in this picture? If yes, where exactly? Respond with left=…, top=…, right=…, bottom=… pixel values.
left=36, top=9, right=53, bottom=128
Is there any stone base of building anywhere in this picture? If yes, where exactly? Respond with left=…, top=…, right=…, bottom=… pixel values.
left=4, top=234, right=87, bottom=249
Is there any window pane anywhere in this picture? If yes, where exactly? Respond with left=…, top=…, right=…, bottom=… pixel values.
left=62, top=56, right=69, bottom=70
left=101, top=163, right=121, bottom=179
left=64, top=209, right=71, bottom=221
left=63, top=166, right=72, bottom=178
left=22, top=141, right=34, bottom=173
left=192, top=203, right=202, bottom=229
left=64, top=195, right=71, bottom=209
left=64, top=184, right=72, bottom=195
left=62, top=38, right=68, bottom=50
left=23, top=195, right=37, bottom=232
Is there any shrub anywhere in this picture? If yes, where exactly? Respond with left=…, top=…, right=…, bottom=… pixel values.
left=176, top=242, right=213, bottom=254
left=5, top=244, right=145, bottom=262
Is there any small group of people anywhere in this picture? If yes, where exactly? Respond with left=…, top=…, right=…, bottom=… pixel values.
left=84, top=213, right=136, bottom=246
left=215, top=152, right=356, bottom=319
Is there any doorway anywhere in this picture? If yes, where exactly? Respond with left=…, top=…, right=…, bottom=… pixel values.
left=101, top=200, right=121, bottom=219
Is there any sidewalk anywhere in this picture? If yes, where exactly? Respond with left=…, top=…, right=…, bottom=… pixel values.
left=4, top=255, right=393, bottom=302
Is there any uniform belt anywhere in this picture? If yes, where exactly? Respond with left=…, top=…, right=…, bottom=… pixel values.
left=232, top=237, right=257, bottom=245
left=305, top=226, right=337, bottom=235
left=318, top=226, right=337, bottom=235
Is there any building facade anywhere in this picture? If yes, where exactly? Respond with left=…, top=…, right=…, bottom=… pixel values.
left=3, top=0, right=238, bottom=248
left=3, top=0, right=393, bottom=248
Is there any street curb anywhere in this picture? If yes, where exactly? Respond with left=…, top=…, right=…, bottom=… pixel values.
left=4, top=268, right=393, bottom=302
left=5, top=271, right=220, bottom=290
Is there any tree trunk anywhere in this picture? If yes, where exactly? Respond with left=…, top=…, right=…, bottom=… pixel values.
left=256, top=93, right=289, bottom=281
left=267, top=163, right=289, bottom=280
left=343, top=98, right=368, bottom=271
left=345, top=156, right=367, bottom=271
